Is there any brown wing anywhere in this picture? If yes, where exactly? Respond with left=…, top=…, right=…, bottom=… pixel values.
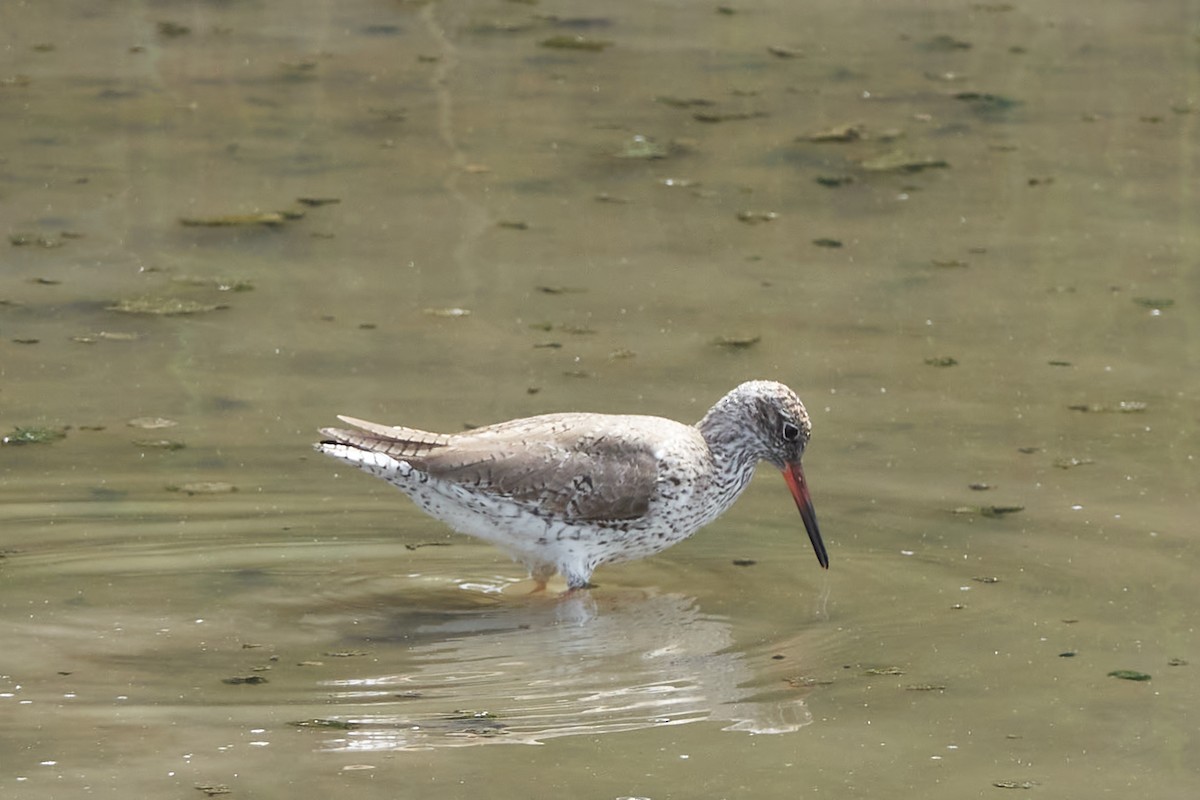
left=324, top=413, right=661, bottom=522
left=416, top=433, right=660, bottom=522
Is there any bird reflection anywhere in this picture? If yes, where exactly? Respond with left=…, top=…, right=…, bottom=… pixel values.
left=308, top=589, right=814, bottom=751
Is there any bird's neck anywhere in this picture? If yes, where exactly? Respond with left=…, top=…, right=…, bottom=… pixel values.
left=696, top=405, right=764, bottom=510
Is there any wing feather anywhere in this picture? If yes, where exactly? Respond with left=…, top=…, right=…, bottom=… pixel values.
left=419, top=435, right=658, bottom=521
left=321, top=413, right=663, bottom=522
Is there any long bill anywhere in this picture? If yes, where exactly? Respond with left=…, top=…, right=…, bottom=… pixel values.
left=782, top=461, right=829, bottom=569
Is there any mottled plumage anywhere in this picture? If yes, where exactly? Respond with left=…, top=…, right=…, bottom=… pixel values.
left=316, top=380, right=826, bottom=589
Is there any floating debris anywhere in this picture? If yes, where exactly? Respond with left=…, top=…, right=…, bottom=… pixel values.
left=608, top=348, right=636, bottom=360
left=107, top=297, right=227, bottom=315
left=1053, top=456, right=1095, bottom=469
left=535, top=285, right=587, bottom=295
left=732, top=558, right=757, bottom=567
left=953, top=504, right=1024, bottom=518
left=1059, top=651, right=1077, bottom=658
left=1107, top=669, right=1152, bottom=682
left=323, top=650, right=369, bottom=658
left=221, top=675, right=267, bottom=685
left=366, top=105, right=406, bottom=122
left=157, top=21, right=191, bottom=38
left=290, top=718, right=360, bottom=730
left=905, top=684, right=947, bottom=692
left=954, top=91, right=1022, bottom=119
left=615, top=135, right=671, bottom=160
left=536, top=15, right=613, bottom=30
left=713, top=334, right=761, bottom=349
left=992, top=780, right=1038, bottom=790
left=179, top=211, right=292, bottom=227
left=168, top=482, right=237, bottom=495
left=861, top=151, right=949, bottom=173
left=924, top=356, right=958, bottom=367
left=445, top=709, right=500, bottom=721
left=815, top=175, right=854, bottom=187
left=540, top=34, right=612, bottom=51
left=128, top=417, right=177, bottom=429
left=559, top=324, right=594, bottom=335
left=1132, top=297, right=1174, bottom=309
left=972, top=576, right=1001, bottom=584
left=362, top=23, right=402, bottom=36
left=468, top=20, right=537, bottom=35
left=863, top=666, right=904, bottom=676
left=403, top=541, right=452, bottom=551
left=693, top=110, right=768, bottom=123
left=968, top=483, right=993, bottom=491
left=423, top=307, right=471, bottom=317
left=12, top=338, right=39, bottom=345
left=73, top=331, right=140, bottom=344
left=594, top=192, right=629, bottom=204
left=655, top=96, right=715, bottom=108
left=280, top=59, right=320, bottom=78
left=736, top=210, right=777, bottom=224
left=805, top=123, right=864, bottom=142
left=497, top=220, right=528, bottom=230
left=195, top=785, right=231, bottom=797
left=812, top=238, right=843, bottom=248
left=1168, top=657, right=1188, bottom=666
left=1067, top=401, right=1147, bottom=413
left=296, top=196, right=341, bottom=207
left=784, top=674, right=835, bottom=687
left=171, top=275, right=255, bottom=292
left=10, top=233, right=65, bottom=248
left=2, top=426, right=66, bottom=445
left=932, top=258, right=969, bottom=268
left=766, top=44, right=804, bottom=59
left=921, top=34, right=972, bottom=51
left=132, top=439, right=186, bottom=451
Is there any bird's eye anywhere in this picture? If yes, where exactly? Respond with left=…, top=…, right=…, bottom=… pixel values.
left=781, top=422, right=801, bottom=442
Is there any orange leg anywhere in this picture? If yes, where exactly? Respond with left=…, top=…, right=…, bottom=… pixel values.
left=529, top=565, right=555, bottom=594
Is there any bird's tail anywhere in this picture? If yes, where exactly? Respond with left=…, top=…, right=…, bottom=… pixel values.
left=316, top=416, right=450, bottom=462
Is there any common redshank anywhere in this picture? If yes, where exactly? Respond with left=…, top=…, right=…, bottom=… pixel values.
left=315, top=380, right=826, bottom=590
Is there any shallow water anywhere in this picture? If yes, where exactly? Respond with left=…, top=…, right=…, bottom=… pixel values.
left=2, top=1, right=1198, bottom=797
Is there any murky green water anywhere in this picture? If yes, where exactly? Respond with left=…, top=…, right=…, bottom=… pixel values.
left=2, top=1, right=1197, bottom=797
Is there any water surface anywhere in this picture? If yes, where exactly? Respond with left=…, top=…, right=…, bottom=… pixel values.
left=2, top=1, right=1197, bottom=798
